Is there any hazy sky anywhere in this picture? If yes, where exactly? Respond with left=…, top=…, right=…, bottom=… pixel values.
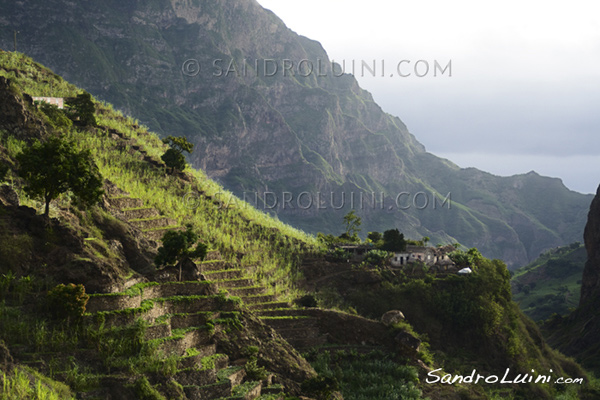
left=256, top=0, right=600, bottom=194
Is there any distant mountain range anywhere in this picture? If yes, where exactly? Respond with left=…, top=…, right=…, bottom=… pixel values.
left=0, top=0, right=592, bottom=267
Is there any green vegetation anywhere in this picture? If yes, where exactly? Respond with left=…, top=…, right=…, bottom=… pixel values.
left=46, top=283, right=89, bottom=322
left=381, top=229, right=407, bottom=252
left=512, top=242, right=585, bottom=321
left=16, top=136, right=103, bottom=216
left=161, top=135, right=194, bottom=174
left=342, top=210, right=361, bottom=240
left=305, top=349, right=422, bottom=400
left=1, top=366, right=75, bottom=400
left=155, top=225, right=208, bottom=281
left=0, top=48, right=597, bottom=400
left=0, top=51, right=320, bottom=302
left=65, top=92, right=97, bottom=127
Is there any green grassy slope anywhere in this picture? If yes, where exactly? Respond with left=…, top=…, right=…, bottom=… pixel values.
left=511, top=243, right=586, bottom=322
left=0, top=50, right=320, bottom=301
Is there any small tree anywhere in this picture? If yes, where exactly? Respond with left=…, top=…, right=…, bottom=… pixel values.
left=367, top=231, right=382, bottom=243
left=381, top=229, right=407, bottom=252
left=342, top=210, right=361, bottom=239
left=17, top=136, right=104, bottom=216
left=161, top=135, right=194, bottom=174
left=155, top=225, right=208, bottom=281
left=65, top=92, right=96, bottom=127
left=47, top=283, right=89, bottom=323
left=161, top=148, right=186, bottom=173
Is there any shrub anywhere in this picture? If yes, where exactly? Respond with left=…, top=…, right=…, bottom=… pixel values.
left=296, top=294, right=318, bottom=308
left=363, top=249, right=391, bottom=267
left=245, top=357, right=268, bottom=381
left=39, top=102, right=73, bottom=131
left=47, top=283, right=89, bottom=322
left=301, top=376, right=339, bottom=400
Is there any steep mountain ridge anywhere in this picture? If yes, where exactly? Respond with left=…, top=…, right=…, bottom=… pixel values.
left=0, top=0, right=592, bottom=267
left=543, top=185, right=600, bottom=375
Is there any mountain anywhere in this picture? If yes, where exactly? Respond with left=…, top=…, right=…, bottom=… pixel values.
left=543, top=185, right=600, bottom=375
left=511, top=242, right=585, bottom=322
left=0, top=0, right=592, bottom=268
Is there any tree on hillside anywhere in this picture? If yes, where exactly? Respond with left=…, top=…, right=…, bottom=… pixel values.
left=342, top=210, right=361, bottom=239
left=381, top=229, right=407, bottom=252
left=155, top=225, right=208, bottom=281
left=367, top=231, right=382, bottom=243
left=17, top=136, right=104, bottom=216
left=65, top=92, right=96, bottom=127
left=161, top=135, right=194, bottom=174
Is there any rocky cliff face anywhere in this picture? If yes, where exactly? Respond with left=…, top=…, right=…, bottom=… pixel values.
left=0, top=0, right=593, bottom=267
left=542, top=186, right=600, bottom=374
left=580, top=185, right=600, bottom=308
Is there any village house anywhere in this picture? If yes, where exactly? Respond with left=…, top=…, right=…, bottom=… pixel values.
left=390, top=244, right=457, bottom=271
left=32, top=96, right=64, bottom=109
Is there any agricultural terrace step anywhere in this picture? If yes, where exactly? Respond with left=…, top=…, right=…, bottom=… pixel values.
left=120, top=207, right=159, bottom=220
left=157, top=331, right=216, bottom=356
left=175, top=367, right=217, bottom=386
left=129, top=217, right=178, bottom=230
left=233, top=381, right=262, bottom=400
left=143, top=225, right=184, bottom=241
left=205, top=250, right=222, bottom=261
left=144, top=322, right=172, bottom=340
left=216, top=278, right=254, bottom=289
left=241, top=294, right=277, bottom=305
left=199, top=260, right=236, bottom=272
left=184, top=380, right=232, bottom=400
left=273, top=327, right=322, bottom=340
left=160, top=295, right=239, bottom=314
left=203, top=269, right=244, bottom=280
left=179, top=352, right=229, bottom=371
left=170, top=311, right=220, bottom=330
left=286, top=336, right=328, bottom=349
left=86, top=282, right=217, bottom=313
left=85, top=301, right=168, bottom=328
left=262, top=384, right=285, bottom=396
left=253, top=308, right=313, bottom=317
left=259, top=316, right=315, bottom=329
left=247, top=302, right=291, bottom=311
left=227, top=286, right=265, bottom=297
left=108, top=196, right=144, bottom=209
left=220, top=366, right=246, bottom=387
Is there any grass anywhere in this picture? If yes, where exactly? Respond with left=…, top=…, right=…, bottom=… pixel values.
left=305, top=349, right=424, bottom=400
left=0, top=51, right=324, bottom=305
left=1, top=366, right=75, bottom=400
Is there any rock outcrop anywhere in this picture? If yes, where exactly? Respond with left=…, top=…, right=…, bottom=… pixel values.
left=543, top=184, right=600, bottom=374
left=580, top=185, right=600, bottom=308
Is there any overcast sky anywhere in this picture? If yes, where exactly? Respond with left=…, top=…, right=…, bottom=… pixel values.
left=256, top=0, right=600, bottom=194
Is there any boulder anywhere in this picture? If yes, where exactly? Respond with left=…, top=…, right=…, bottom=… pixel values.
left=381, top=310, right=405, bottom=326
left=394, top=331, right=421, bottom=356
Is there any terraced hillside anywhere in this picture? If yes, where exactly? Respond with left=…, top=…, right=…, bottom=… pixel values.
left=0, top=51, right=432, bottom=399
